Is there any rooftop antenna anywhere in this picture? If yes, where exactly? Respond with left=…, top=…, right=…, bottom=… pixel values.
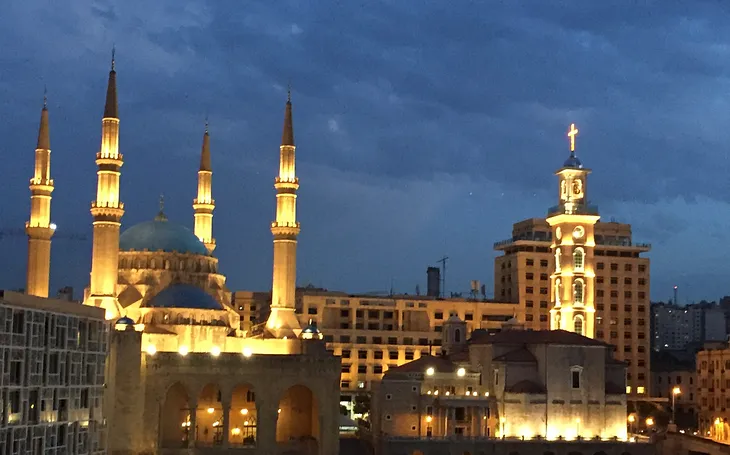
left=437, top=256, right=449, bottom=298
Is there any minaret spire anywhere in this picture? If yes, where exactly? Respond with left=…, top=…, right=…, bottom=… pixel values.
left=266, top=91, right=302, bottom=338
left=26, top=89, right=55, bottom=297
left=86, top=52, right=125, bottom=320
left=193, top=118, right=215, bottom=253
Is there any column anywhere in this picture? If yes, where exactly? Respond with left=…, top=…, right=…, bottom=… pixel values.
left=256, top=399, right=279, bottom=455
left=222, top=402, right=231, bottom=448
left=189, top=399, right=198, bottom=447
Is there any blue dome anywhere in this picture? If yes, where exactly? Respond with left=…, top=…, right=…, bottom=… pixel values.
left=563, top=153, right=583, bottom=168
left=120, top=219, right=209, bottom=255
left=116, top=316, right=135, bottom=325
left=143, top=284, right=223, bottom=310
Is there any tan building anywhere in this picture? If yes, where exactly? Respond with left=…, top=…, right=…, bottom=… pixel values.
left=371, top=316, right=648, bottom=455
left=0, top=291, right=107, bottom=455
left=696, top=342, right=730, bottom=441
left=17, top=55, right=341, bottom=455
left=651, top=350, right=696, bottom=429
left=494, top=126, right=651, bottom=396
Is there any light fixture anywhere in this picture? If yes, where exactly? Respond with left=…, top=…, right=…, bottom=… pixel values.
left=49, top=223, right=57, bottom=230
left=278, top=408, right=282, bottom=414
left=146, top=345, right=157, bottom=355
left=211, top=346, right=221, bottom=357
left=178, top=346, right=189, bottom=356
left=207, top=407, right=214, bottom=414
left=426, top=367, right=435, bottom=376
left=242, top=347, right=253, bottom=358
left=244, top=420, right=249, bottom=426
left=425, top=415, right=433, bottom=423
left=646, top=417, right=654, bottom=426
left=484, top=392, right=489, bottom=397
left=457, top=367, right=466, bottom=377
left=628, top=415, right=635, bottom=423
left=231, top=427, right=241, bottom=436
left=672, top=386, right=681, bottom=396
left=240, top=408, right=249, bottom=415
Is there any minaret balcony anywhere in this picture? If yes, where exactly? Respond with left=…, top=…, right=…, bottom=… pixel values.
left=25, top=223, right=55, bottom=240
left=274, top=177, right=299, bottom=189
left=547, top=203, right=599, bottom=217
left=96, top=152, right=124, bottom=164
left=193, top=201, right=215, bottom=211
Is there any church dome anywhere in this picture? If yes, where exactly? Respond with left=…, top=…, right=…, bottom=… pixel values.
left=120, top=218, right=209, bottom=255
left=563, top=154, right=583, bottom=168
left=143, top=284, right=224, bottom=310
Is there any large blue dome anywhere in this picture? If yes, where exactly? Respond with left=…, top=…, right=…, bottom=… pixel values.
left=119, top=219, right=209, bottom=255
left=143, top=284, right=223, bottom=310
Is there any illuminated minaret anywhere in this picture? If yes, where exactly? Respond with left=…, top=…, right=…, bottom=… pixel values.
left=266, top=90, right=302, bottom=338
left=548, top=123, right=599, bottom=338
left=87, top=51, right=124, bottom=320
left=25, top=90, right=55, bottom=297
left=193, top=120, right=215, bottom=253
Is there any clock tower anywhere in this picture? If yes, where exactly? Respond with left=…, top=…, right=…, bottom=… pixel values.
left=547, top=124, right=599, bottom=338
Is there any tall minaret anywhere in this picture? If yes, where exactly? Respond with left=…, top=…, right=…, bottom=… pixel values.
left=548, top=124, right=599, bottom=338
left=86, top=50, right=124, bottom=320
left=25, top=90, right=55, bottom=298
left=193, top=120, right=215, bottom=253
left=266, top=90, right=302, bottom=338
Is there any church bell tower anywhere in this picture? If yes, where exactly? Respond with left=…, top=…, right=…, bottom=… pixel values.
left=548, top=124, right=599, bottom=338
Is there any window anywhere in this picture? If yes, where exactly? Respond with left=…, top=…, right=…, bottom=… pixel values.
left=539, top=287, right=548, bottom=295
left=454, top=329, right=461, bottom=343
left=389, top=351, right=398, bottom=360
left=539, top=315, right=548, bottom=322
left=526, top=300, right=534, bottom=308
left=405, top=351, right=414, bottom=360
left=526, top=273, right=534, bottom=280
left=341, top=350, right=351, bottom=359
left=638, top=264, right=646, bottom=272
left=573, top=315, right=584, bottom=336
left=526, top=287, right=534, bottom=294
left=540, top=259, right=549, bottom=267
left=526, top=315, right=534, bottom=321
left=372, top=337, right=383, bottom=345
left=435, top=312, right=443, bottom=320
left=571, top=367, right=582, bottom=389
left=357, top=336, right=367, bottom=343
left=374, top=365, right=383, bottom=374
left=540, top=301, right=548, bottom=308
left=374, top=351, right=383, bottom=359
left=610, top=277, right=618, bottom=285
left=341, top=364, right=351, bottom=373
left=624, top=277, right=632, bottom=285
left=358, top=350, right=367, bottom=358
left=388, top=337, right=397, bottom=345
left=465, top=313, right=473, bottom=321
left=597, top=262, right=605, bottom=270
left=526, top=259, right=534, bottom=266
left=358, top=365, right=367, bottom=374
left=573, top=279, right=584, bottom=305
left=573, top=247, right=585, bottom=272
left=610, top=263, right=618, bottom=271
left=341, top=309, right=350, bottom=317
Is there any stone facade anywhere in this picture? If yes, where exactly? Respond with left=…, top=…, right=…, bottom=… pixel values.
left=0, top=291, right=107, bottom=455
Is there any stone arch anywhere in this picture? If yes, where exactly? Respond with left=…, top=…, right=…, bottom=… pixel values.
left=196, top=383, right=223, bottom=446
left=276, top=384, right=319, bottom=447
left=160, top=382, right=191, bottom=448
left=230, top=383, right=257, bottom=447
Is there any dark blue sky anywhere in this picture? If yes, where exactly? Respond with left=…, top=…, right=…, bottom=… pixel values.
left=1, top=1, right=728, bottom=303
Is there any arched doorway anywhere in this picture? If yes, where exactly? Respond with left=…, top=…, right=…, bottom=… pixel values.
left=230, top=383, right=257, bottom=447
left=161, top=382, right=190, bottom=448
left=276, top=384, right=319, bottom=451
left=196, top=383, right=223, bottom=446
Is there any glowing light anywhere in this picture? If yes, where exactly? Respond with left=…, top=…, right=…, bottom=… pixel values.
left=672, top=386, right=681, bottom=396
left=425, top=415, right=433, bottom=423
left=575, top=418, right=581, bottom=423
left=427, top=391, right=432, bottom=395
left=231, top=428, right=241, bottom=436
left=457, top=367, right=466, bottom=377
left=212, top=420, right=220, bottom=427
left=445, top=391, right=450, bottom=396
left=49, top=223, right=57, bottom=230
left=178, top=346, right=189, bottom=356
left=211, top=346, right=221, bottom=357
left=628, top=414, right=635, bottom=423
left=434, top=390, right=439, bottom=396
left=207, top=408, right=214, bottom=414
left=567, top=123, right=579, bottom=152
left=240, top=408, right=249, bottom=415
left=145, top=345, right=157, bottom=355
left=244, top=420, right=250, bottom=426
left=472, top=391, right=478, bottom=396
left=637, top=386, right=645, bottom=394
left=484, top=392, right=489, bottom=397
left=278, top=408, right=282, bottom=414
left=499, top=417, right=506, bottom=423
left=646, top=417, right=654, bottom=426
left=242, top=347, right=253, bottom=358
left=426, top=367, right=435, bottom=376
left=715, top=418, right=721, bottom=425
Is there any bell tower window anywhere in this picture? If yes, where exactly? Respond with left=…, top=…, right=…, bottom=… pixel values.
left=573, top=315, right=584, bottom=336
left=555, top=248, right=561, bottom=272
left=573, top=247, right=585, bottom=272
left=573, top=279, right=584, bottom=305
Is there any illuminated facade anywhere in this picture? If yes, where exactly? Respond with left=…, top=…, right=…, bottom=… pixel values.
left=494, top=126, right=651, bottom=396
left=696, top=343, right=730, bottom=441
left=0, top=291, right=107, bottom=455
left=25, top=93, right=55, bottom=298
left=372, top=317, right=637, bottom=455
left=193, top=122, right=216, bottom=254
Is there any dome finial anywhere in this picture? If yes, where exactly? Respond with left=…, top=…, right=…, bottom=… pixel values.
left=111, top=44, right=116, bottom=71
left=155, top=194, right=167, bottom=221
left=43, top=85, right=48, bottom=109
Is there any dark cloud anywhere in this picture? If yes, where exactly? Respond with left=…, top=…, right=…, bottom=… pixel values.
left=1, top=1, right=730, bottom=300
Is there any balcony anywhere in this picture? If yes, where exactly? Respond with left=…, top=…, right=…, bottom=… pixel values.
left=493, top=233, right=552, bottom=249
left=547, top=203, right=600, bottom=217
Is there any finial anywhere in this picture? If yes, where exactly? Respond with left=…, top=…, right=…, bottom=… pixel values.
left=111, top=44, right=116, bottom=71
left=155, top=194, right=168, bottom=221
left=43, top=85, right=47, bottom=109
left=287, top=82, right=291, bottom=104
left=204, top=113, right=209, bottom=134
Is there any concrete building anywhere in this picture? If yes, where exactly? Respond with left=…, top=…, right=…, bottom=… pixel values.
left=652, top=302, right=727, bottom=351
left=696, top=342, right=730, bottom=442
left=370, top=316, right=648, bottom=455
left=0, top=291, right=107, bottom=455
left=650, top=350, right=697, bottom=429
left=494, top=126, right=651, bottom=396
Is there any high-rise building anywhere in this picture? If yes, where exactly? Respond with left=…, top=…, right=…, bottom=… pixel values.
left=494, top=125, right=651, bottom=396
left=652, top=302, right=727, bottom=352
left=0, top=291, right=108, bottom=454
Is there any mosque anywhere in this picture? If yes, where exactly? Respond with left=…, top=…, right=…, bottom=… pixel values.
left=23, top=54, right=341, bottom=455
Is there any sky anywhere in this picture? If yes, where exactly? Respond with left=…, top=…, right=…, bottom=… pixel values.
left=1, top=1, right=729, bottom=303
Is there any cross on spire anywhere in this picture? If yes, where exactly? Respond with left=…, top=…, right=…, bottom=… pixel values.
left=568, top=123, right=579, bottom=153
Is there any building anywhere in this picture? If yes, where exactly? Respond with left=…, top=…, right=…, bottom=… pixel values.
left=652, top=302, right=727, bottom=351
left=650, top=350, right=697, bottom=429
left=0, top=291, right=107, bottom=455
left=494, top=125, right=651, bottom=396
left=18, top=55, right=341, bottom=455
left=696, top=342, right=730, bottom=442
left=371, top=316, right=649, bottom=455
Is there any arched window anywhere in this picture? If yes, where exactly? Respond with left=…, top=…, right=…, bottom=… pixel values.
left=555, top=248, right=561, bottom=272
left=553, top=314, right=561, bottom=330
left=573, top=315, right=584, bottom=336
left=573, top=247, right=585, bottom=272
left=573, top=279, right=584, bottom=305
left=454, top=329, right=461, bottom=343
left=554, top=279, right=561, bottom=305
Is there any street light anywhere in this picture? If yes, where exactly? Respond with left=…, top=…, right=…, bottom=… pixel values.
left=628, top=414, right=636, bottom=435
left=671, top=387, right=681, bottom=425
left=646, top=417, right=654, bottom=428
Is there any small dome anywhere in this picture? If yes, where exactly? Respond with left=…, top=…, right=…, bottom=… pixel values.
left=301, top=319, right=323, bottom=340
left=115, top=316, right=135, bottom=325
left=143, top=284, right=223, bottom=310
left=120, top=219, right=208, bottom=255
left=563, top=154, right=583, bottom=168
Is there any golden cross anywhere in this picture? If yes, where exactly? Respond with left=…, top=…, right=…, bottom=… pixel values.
left=568, top=123, right=579, bottom=152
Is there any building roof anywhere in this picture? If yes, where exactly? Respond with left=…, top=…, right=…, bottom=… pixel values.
left=493, top=347, right=537, bottom=363
left=119, top=218, right=209, bottom=255
left=506, top=380, right=545, bottom=394
left=143, top=284, right=223, bottom=310
left=470, top=329, right=608, bottom=347
left=383, top=355, right=455, bottom=376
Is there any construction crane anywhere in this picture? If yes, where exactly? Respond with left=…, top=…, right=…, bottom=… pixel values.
left=437, top=256, right=448, bottom=298
left=0, top=226, right=88, bottom=242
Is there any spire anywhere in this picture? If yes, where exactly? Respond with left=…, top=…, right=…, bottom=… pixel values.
left=104, top=47, right=118, bottom=119
left=281, top=87, right=294, bottom=146
left=155, top=194, right=167, bottom=221
left=37, top=88, right=50, bottom=150
left=200, top=118, right=211, bottom=171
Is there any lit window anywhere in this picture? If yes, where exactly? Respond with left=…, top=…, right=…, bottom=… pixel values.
left=573, top=315, right=584, bottom=336
left=573, top=279, right=584, bottom=305
left=626, top=386, right=632, bottom=394
left=573, top=247, right=585, bottom=272
left=637, top=386, right=645, bottom=394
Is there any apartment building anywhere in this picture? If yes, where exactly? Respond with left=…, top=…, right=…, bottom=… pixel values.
left=0, top=290, right=108, bottom=455
left=652, top=302, right=727, bottom=351
left=696, top=342, right=730, bottom=441
left=651, top=350, right=697, bottom=429
left=494, top=219, right=651, bottom=396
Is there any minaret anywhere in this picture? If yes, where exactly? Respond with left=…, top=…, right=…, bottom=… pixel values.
left=25, top=90, right=55, bottom=297
left=266, top=90, right=302, bottom=338
left=548, top=124, right=599, bottom=338
left=193, top=120, right=215, bottom=253
left=86, top=50, right=124, bottom=320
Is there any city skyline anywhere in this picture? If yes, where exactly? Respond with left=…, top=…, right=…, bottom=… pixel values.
left=1, top=2, right=728, bottom=301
